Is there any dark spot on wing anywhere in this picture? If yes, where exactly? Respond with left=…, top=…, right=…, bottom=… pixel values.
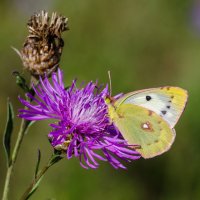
left=148, top=110, right=153, bottom=116
left=171, top=95, right=174, bottom=99
left=168, top=100, right=172, bottom=103
left=161, top=110, right=167, bottom=115
left=154, top=140, right=159, bottom=143
left=118, top=113, right=124, bottom=118
left=146, top=95, right=152, bottom=101
left=167, top=105, right=170, bottom=109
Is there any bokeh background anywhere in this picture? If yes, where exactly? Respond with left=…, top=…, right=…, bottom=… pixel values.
left=0, top=0, right=200, bottom=199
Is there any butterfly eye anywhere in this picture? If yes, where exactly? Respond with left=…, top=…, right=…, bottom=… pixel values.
left=146, top=96, right=152, bottom=101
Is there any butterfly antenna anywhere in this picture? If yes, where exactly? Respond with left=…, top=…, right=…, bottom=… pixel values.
left=108, top=70, right=112, bottom=97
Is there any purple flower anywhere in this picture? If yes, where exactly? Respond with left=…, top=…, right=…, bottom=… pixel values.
left=19, top=69, right=140, bottom=169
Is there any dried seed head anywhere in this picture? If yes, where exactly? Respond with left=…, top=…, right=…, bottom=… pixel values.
left=20, top=10, right=68, bottom=78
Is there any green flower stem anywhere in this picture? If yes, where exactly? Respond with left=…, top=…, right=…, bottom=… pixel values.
left=20, top=154, right=63, bottom=200
left=20, top=162, right=50, bottom=200
left=2, top=118, right=29, bottom=200
left=2, top=78, right=39, bottom=200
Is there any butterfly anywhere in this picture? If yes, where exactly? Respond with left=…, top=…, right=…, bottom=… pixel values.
left=106, top=86, right=188, bottom=158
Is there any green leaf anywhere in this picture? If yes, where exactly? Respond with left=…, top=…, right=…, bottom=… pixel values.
left=49, top=152, right=63, bottom=166
left=24, top=120, right=35, bottom=135
left=25, top=176, right=44, bottom=200
left=12, top=71, right=30, bottom=93
left=3, top=100, right=14, bottom=167
left=34, top=149, right=41, bottom=178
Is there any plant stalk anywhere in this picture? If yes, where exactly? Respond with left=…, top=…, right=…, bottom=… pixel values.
left=20, top=163, right=50, bottom=200
left=20, top=154, right=63, bottom=200
left=2, top=119, right=28, bottom=200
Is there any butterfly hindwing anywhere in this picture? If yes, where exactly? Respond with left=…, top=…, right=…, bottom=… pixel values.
left=115, top=87, right=188, bottom=128
left=112, top=104, right=176, bottom=158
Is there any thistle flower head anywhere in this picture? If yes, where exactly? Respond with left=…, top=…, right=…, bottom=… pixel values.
left=19, top=10, right=68, bottom=78
left=19, top=69, right=140, bottom=169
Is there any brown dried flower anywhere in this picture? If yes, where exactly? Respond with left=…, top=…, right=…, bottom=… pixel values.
left=18, top=10, right=68, bottom=78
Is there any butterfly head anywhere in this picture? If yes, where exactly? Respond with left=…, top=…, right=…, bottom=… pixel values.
left=105, top=96, right=116, bottom=105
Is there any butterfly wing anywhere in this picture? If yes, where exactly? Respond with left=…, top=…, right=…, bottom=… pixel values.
left=115, top=87, right=188, bottom=128
left=112, top=104, right=176, bottom=158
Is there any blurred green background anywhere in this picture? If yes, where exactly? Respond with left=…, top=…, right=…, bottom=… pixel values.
left=0, top=0, right=200, bottom=199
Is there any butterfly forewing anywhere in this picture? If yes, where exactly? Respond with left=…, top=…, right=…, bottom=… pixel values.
left=113, top=104, right=176, bottom=158
left=115, top=87, right=188, bottom=128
